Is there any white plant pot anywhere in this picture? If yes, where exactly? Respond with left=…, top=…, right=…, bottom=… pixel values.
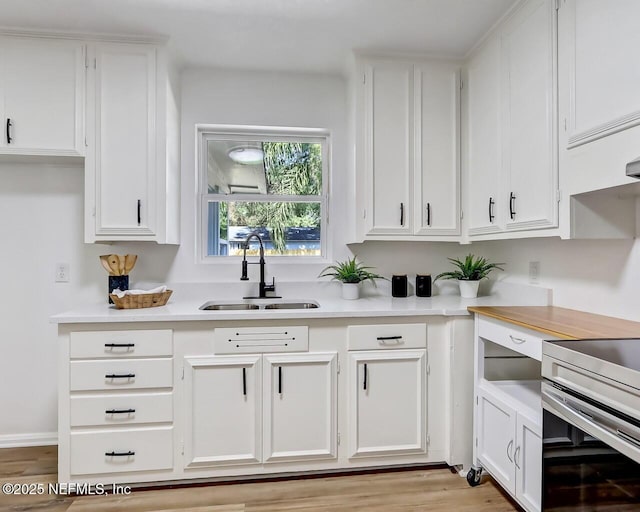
left=459, top=280, right=480, bottom=299
left=342, top=282, right=360, bottom=300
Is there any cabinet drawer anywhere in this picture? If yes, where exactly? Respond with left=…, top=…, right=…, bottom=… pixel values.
left=70, top=392, right=173, bottom=427
left=70, top=330, right=172, bottom=359
left=70, top=427, right=172, bottom=475
left=478, top=318, right=546, bottom=361
left=214, top=326, right=308, bottom=354
left=347, top=323, right=427, bottom=350
left=70, top=359, right=173, bottom=391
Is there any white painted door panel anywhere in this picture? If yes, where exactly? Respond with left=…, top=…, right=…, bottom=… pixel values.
left=364, top=60, right=413, bottom=235
left=349, top=350, right=426, bottom=458
left=91, top=43, right=156, bottom=236
left=263, top=353, right=337, bottom=462
left=477, top=389, right=517, bottom=495
left=516, top=414, right=542, bottom=512
left=466, top=34, right=503, bottom=235
left=183, top=355, right=261, bottom=467
left=414, top=63, right=460, bottom=235
left=502, top=0, right=557, bottom=231
left=0, top=36, right=84, bottom=155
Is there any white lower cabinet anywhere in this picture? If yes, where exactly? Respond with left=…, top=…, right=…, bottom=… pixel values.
left=348, top=350, right=427, bottom=458
left=515, top=414, right=542, bottom=512
left=183, top=352, right=337, bottom=469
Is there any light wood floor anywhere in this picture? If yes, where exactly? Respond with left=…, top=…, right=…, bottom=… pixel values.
left=0, top=446, right=520, bottom=512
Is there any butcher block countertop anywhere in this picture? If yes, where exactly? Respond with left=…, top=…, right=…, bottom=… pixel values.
left=468, top=306, right=640, bottom=340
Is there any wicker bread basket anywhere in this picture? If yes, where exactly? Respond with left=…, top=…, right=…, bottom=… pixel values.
left=110, top=290, right=172, bottom=309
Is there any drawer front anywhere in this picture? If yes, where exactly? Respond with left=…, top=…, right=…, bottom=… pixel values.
left=70, top=392, right=173, bottom=427
left=70, top=359, right=173, bottom=391
left=347, top=323, right=427, bottom=350
left=478, top=318, right=545, bottom=361
left=70, top=330, right=172, bottom=359
left=70, top=427, right=173, bottom=475
left=214, top=326, right=308, bottom=354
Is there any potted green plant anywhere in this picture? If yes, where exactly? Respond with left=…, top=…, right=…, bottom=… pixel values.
left=434, top=254, right=504, bottom=298
left=319, top=256, right=384, bottom=300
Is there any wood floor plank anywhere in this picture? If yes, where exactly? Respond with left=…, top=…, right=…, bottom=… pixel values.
left=0, top=446, right=519, bottom=512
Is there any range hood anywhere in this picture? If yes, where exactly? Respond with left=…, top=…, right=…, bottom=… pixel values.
left=626, top=156, right=640, bottom=178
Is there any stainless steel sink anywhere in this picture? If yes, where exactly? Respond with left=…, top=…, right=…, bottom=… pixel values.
left=264, top=302, right=319, bottom=310
left=200, top=300, right=319, bottom=311
left=200, top=303, right=260, bottom=311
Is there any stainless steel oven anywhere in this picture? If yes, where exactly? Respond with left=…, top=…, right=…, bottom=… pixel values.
left=542, top=339, right=640, bottom=511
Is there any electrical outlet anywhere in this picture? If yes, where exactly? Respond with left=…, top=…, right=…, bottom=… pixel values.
left=529, top=261, right=540, bottom=284
left=55, top=263, right=70, bottom=283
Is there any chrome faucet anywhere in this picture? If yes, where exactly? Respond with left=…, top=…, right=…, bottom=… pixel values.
left=240, top=232, right=279, bottom=299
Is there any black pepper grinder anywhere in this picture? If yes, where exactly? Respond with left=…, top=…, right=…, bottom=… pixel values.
left=391, top=275, right=408, bottom=297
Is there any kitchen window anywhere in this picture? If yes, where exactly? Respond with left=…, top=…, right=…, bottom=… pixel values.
left=197, top=125, right=329, bottom=260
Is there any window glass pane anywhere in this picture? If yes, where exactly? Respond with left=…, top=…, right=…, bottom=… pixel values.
left=206, top=140, right=322, bottom=196
left=208, top=201, right=321, bottom=256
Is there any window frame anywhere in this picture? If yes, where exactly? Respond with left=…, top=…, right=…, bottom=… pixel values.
left=196, top=124, right=331, bottom=263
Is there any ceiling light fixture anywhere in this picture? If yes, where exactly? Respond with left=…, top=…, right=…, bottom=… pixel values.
left=227, top=146, right=264, bottom=165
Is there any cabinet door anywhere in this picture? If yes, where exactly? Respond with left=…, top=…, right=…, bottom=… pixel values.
left=0, top=36, right=84, bottom=155
left=413, top=63, right=460, bottom=235
left=477, top=388, right=516, bottom=494
left=515, top=414, right=542, bottom=512
left=502, top=0, right=558, bottom=231
left=183, top=355, right=261, bottom=467
left=466, top=34, right=503, bottom=235
left=349, top=350, right=426, bottom=458
left=263, top=353, right=337, bottom=463
left=89, top=43, right=157, bottom=237
left=363, top=60, right=413, bottom=235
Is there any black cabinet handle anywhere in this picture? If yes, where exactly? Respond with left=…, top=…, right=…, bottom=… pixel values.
left=363, top=363, right=368, bottom=391
left=105, top=408, right=136, bottom=414
left=278, top=366, right=282, bottom=394
left=242, top=368, right=247, bottom=396
left=137, top=199, right=141, bottom=225
left=400, top=203, right=404, bottom=226
left=105, top=451, right=135, bottom=457
left=426, top=203, right=431, bottom=226
left=509, top=192, right=516, bottom=220
left=105, top=373, right=135, bottom=379
left=376, top=335, right=402, bottom=341
left=104, top=343, right=135, bottom=348
left=6, top=118, right=12, bottom=144
left=489, top=197, right=495, bottom=223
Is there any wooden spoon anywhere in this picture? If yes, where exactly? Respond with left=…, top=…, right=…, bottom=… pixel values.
left=99, top=255, right=114, bottom=275
left=124, top=254, right=138, bottom=275
left=107, top=254, right=120, bottom=276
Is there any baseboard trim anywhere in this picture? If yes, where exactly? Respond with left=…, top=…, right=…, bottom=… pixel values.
left=0, top=432, right=57, bottom=448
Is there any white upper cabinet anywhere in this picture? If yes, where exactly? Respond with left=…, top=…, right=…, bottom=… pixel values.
left=466, top=34, right=503, bottom=235
left=502, top=0, right=557, bottom=231
left=0, top=36, right=84, bottom=156
left=558, top=0, right=640, bottom=196
left=85, top=41, right=180, bottom=244
left=465, top=0, right=558, bottom=238
left=355, top=56, right=461, bottom=241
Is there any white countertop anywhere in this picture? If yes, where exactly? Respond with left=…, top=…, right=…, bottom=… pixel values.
left=51, top=281, right=551, bottom=324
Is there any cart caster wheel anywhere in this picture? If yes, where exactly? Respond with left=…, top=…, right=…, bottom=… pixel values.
left=466, top=467, right=483, bottom=487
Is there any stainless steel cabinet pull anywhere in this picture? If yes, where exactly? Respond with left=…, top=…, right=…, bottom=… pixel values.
left=6, top=118, right=12, bottom=144
left=509, top=192, right=516, bottom=220
left=506, top=439, right=514, bottom=462
left=278, top=366, right=282, bottom=394
left=105, top=373, right=135, bottom=379
left=105, top=408, right=135, bottom=414
left=400, top=203, right=404, bottom=226
left=363, top=363, right=368, bottom=391
left=514, top=445, right=521, bottom=469
left=426, top=203, right=431, bottom=226
left=509, top=335, right=526, bottom=344
left=242, top=367, right=247, bottom=396
left=105, top=451, right=135, bottom=457
left=489, top=197, right=495, bottom=223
